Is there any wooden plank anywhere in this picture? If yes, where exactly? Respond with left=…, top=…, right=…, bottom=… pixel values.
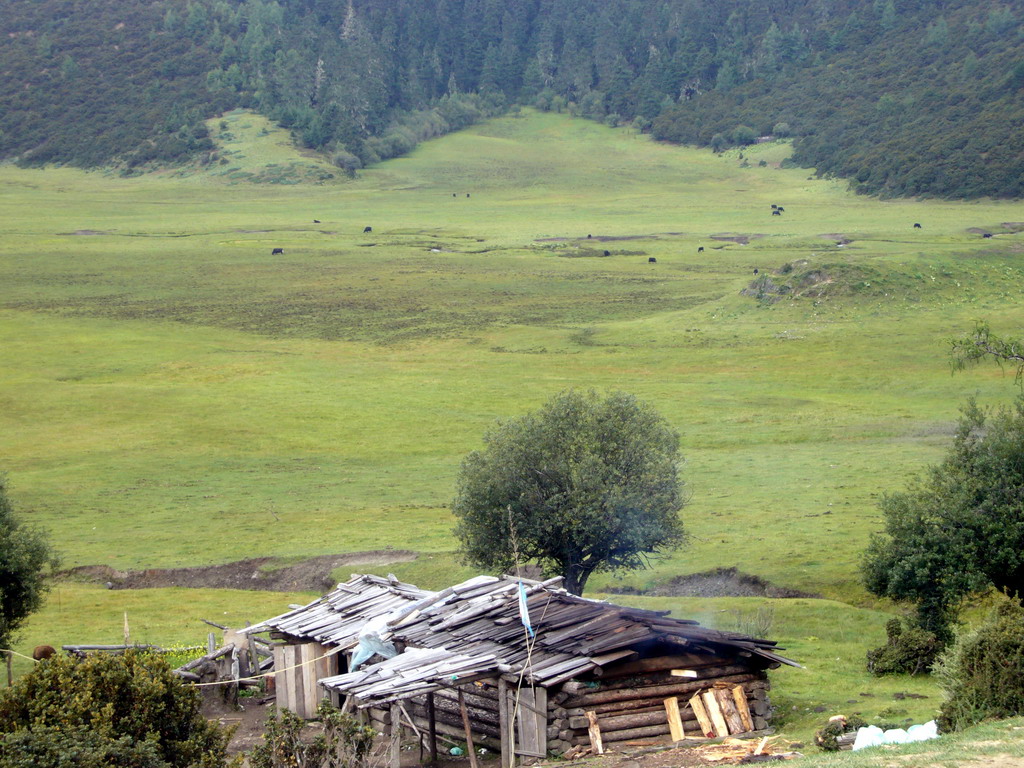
left=688, top=694, right=715, bottom=738
left=664, top=698, right=685, bottom=742
left=712, top=687, right=744, bottom=735
left=671, top=669, right=698, bottom=678
left=515, top=687, right=547, bottom=757
left=390, top=703, right=402, bottom=768
left=585, top=711, right=603, bottom=755
left=700, top=690, right=729, bottom=738
left=458, top=690, right=480, bottom=768
left=427, top=693, right=438, bottom=765
left=498, top=679, right=511, bottom=768
left=732, top=686, right=755, bottom=732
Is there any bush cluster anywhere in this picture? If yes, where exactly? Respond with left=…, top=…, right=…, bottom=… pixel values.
left=866, top=617, right=942, bottom=676
left=936, top=597, right=1024, bottom=731
left=0, top=650, right=234, bottom=768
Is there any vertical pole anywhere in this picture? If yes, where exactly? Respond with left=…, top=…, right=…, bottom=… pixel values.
left=498, top=679, right=511, bottom=768
left=426, top=692, right=438, bottom=765
left=458, top=690, right=480, bottom=768
left=390, top=702, right=402, bottom=768
left=207, top=632, right=216, bottom=654
left=5, top=651, right=12, bottom=687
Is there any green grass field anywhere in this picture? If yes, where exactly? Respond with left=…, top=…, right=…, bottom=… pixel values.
left=4, top=109, right=1024, bottom=745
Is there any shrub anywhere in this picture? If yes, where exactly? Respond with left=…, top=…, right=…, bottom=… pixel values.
left=866, top=617, right=941, bottom=676
left=0, top=726, right=168, bottom=768
left=814, top=715, right=867, bottom=751
left=0, top=650, right=234, bottom=768
left=250, top=703, right=384, bottom=768
left=731, top=124, right=757, bottom=145
left=935, top=596, right=1024, bottom=731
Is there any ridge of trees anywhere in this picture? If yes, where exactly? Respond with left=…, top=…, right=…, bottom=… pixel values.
left=1, top=0, right=1022, bottom=198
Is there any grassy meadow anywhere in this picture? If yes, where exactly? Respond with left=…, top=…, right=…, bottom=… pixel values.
left=4, top=108, right=1024, bottom=742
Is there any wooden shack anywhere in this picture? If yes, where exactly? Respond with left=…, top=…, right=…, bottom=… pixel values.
left=251, top=573, right=799, bottom=764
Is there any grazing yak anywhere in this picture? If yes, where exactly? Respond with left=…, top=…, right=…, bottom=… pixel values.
left=271, top=248, right=284, bottom=255
left=648, top=257, right=657, bottom=263
left=32, top=645, right=56, bottom=661
left=363, top=226, right=372, bottom=233
left=914, top=223, right=922, bottom=229
left=772, top=209, right=781, bottom=216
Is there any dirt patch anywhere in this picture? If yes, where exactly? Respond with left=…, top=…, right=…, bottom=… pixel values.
left=607, top=567, right=819, bottom=599
left=59, top=229, right=109, bottom=236
left=213, top=696, right=275, bottom=756
left=819, top=233, right=853, bottom=244
left=709, top=234, right=765, bottom=245
left=61, top=551, right=418, bottom=593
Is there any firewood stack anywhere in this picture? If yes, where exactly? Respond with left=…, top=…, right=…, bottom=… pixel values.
left=546, top=658, right=773, bottom=753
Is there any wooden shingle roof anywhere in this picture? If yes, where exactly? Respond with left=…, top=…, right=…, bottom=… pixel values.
left=243, top=573, right=432, bottom=649
left=317, top=574, right=798, bottom=706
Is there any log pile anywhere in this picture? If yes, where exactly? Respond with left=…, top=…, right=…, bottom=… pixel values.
left=545, top=659, right=773, bottom=753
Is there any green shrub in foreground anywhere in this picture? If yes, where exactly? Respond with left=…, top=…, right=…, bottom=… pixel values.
left=0, top=650, right=234, bottom=768
left=0, top=726, right=168, bottom=768
left=936, top=597, right=1024, bottom=731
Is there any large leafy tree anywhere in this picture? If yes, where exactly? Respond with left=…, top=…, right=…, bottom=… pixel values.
left=862, top=397, right=1024, bottom=642
left=452, top=390, right=687, bottom=595
left=0, top=477, right=58, bottom=651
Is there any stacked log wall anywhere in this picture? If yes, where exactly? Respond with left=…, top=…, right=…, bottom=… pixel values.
left=548, top=661, right=773, bottom=751
left=368, top=683, right=504, bottom=753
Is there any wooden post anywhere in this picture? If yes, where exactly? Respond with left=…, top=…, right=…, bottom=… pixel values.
left=390, top=702, right=402, bottom=768
left=585, top=711, right=603, bottom=755
left=5, top=651, right=12, bottom=687
left=247, top=635, right=260, bottom=682
left=207, top=632, right=216, bottom=654
left=664, top=697, right=685, bottom=742
left=458, top=690, right=480, bottom=768
left=498, top=679, right=512, bottom=768
left=426, top=692, right=438, bottom=765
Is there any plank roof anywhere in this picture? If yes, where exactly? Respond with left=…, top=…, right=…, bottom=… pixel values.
left=243, top=573, right=433, bottom=650
left=315, top=574, right=799, bottom=706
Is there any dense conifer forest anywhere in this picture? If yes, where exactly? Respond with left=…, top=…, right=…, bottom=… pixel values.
left=1, top=0, right=1022, bottom=198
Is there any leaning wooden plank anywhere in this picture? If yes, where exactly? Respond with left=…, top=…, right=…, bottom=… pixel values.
left=700, top=690, right=729, bottom=738
left=458, top=690, right=480, bottom=768
left=585, top=711, right=604, bottom=755
left=713, top=687, right=744, bottom=735
left=688, top=694, right=716, bottom=738
left=731, top=686, right=755, bottom=732
left=664, top=697, right=685, bottom=742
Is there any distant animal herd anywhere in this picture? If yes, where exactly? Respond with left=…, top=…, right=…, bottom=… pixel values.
left=266, top=200, right=995, bottom=263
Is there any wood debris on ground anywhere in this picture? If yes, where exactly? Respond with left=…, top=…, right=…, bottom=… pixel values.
left=552, top=736, right=803, bottom=765
left=693, top=736, right=803, bottom=763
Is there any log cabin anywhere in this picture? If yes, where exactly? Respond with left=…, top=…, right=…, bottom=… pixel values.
left=246, top=573, right=799, bottom=764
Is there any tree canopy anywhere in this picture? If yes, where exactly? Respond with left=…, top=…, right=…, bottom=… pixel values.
left=452, top=390, right=686, bottom=595
left=862, top=397, right=1024, bottom=642
left=951, top=321, right=1024, bottom=384
left=0, top=477, right=58, bottom=651
left=1, top=0, right=1023, bottom=197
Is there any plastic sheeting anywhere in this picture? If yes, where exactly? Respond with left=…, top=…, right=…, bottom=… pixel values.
left=852, top=720, right=939, bottom=750
left=350, top=614, right=399, bottom=670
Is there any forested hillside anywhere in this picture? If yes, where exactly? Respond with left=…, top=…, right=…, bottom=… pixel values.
left=1, top=0, right=1022, bottom=197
